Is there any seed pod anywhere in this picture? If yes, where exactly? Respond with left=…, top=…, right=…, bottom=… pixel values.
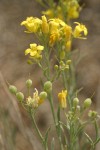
left=26, top=79, right=32, bottom=88
left=16, top=92, right=24, bottom=102
left=9, top=85, right=17, bottom=95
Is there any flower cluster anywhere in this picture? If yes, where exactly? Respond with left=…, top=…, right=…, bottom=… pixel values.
left=21, top=16, right=88, bottom=62
left=21, top=16, right=88, bottom=42
left=9, top=79, right=47, bottom=109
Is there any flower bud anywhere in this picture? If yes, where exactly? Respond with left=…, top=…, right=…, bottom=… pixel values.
left=44, top=81, right=52, bottom=93
left=58, top=90, right=67, bottom=109
left=16, top=92, right=24, bottom=102
left=66, top=40, right=71, bottom=51
left=9, top=85, right=17, bottom=95
left=77, top=105, right=80, bottom=112
left=84, top=98, right=92, bottom=108
left=26, top=79, right=32, bottom=88
left=54, top=65, right=59, bottom=70
left=41, top=15, right=49, bottom=34
left=39, top=91, right=47, bottom=99
left=59, top=61, right=64, bottom=66
left=66, top=60, right=71, bottom=65
left=73, top=98, right=79, bottom=106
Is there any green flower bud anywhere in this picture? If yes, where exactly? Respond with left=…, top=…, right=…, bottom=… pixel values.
left=27, top=59, right=33, bottom=65
left=16, top=92, right=24, bottom=102
left=44, top=81, right=52, bottom=93
left=66, top=60, right=71, bottom=65
left=9, top=85, right=17, bottom=95
left=73, top=98, right=79, bottom=106
left=39, top=91, right=47, bottom=99
left=54, top=65, right=59, bottom=70
left=59, top=61, right=64, bottom=66
left=84, top=98, right=92, bottom=108
left=26, top=79, right=32, bottom=88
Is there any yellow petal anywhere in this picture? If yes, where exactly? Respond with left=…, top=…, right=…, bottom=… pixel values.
left=25, top=49, right=31, bottom=55
left=30, top=51, right=37, bottom=56
left=30, top=43, right=37, bottom=49
left=37, top=45, right=44, bottom=51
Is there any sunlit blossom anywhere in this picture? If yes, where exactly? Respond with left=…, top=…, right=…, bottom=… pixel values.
left=25, top=43, right=44, bottom=60
left=21, top=17, right=42, bottom=33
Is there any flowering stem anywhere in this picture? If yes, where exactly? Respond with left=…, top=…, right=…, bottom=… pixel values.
left=29, top=108, right=48, bottom=150
left=48, top=93, right=56, bottom=124
left=48, top=93, right=63, bottom=150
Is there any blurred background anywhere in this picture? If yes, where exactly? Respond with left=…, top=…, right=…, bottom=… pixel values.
left=0, top=0, right=100, bottom=149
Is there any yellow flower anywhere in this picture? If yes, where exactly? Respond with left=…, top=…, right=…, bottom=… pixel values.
left=67, top=2, right=80, bottom=20
left=49, top=21, right=59, bottom=35
left=25, top=43, right=44, bottom=60
left=49, top=18, right=66, bottom=27
left=58, top=90, right=67, bottom=108
left=62, top=25, right=72, bottom=40
left=48, top=18, right=66, bottom=46
left=49, top=31, right=60, bottom=46
left=21, top=17, right=42, bottom=33
left=56, top=6, right=63, bottom=20
left=41, top=15, right=49, bottom=34
left=73, top=22, right=88, bottom=39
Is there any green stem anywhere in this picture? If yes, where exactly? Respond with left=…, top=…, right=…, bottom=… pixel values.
left=29, top=109, right=48, bottom=150
left=48, top=93, right=63, bottom=150
left=48, top=93, right=56, bottom=124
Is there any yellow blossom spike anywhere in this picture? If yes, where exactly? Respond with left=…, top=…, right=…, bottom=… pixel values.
left=58, top=90, right=67, bottom=109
